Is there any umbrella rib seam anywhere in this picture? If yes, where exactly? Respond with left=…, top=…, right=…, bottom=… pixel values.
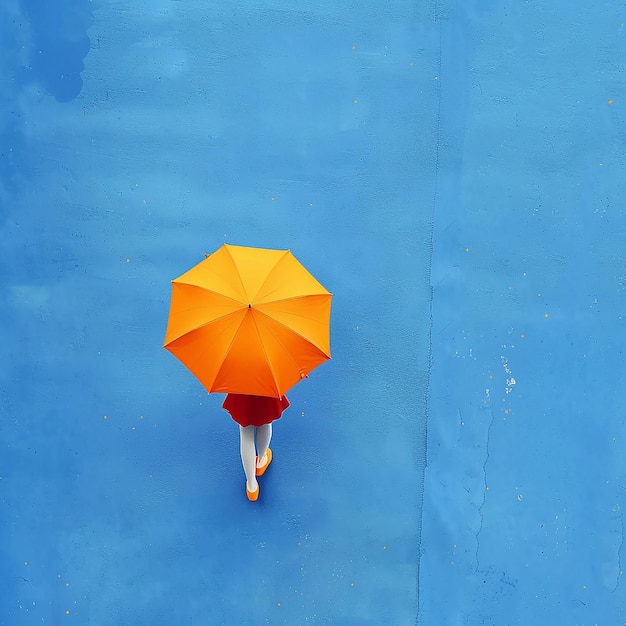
left=173, top=282, right=246, bottom=305
left=254, top=293, right=331, bottom=306
left=248, top=250, right=292, bottom=303
left=163, top=311, right=247, bottom=346
left=253, top=309, right=331, bottom=357
left=210, top=311, right=250, bottom=393
left=249, top=311, right=283, bottom=396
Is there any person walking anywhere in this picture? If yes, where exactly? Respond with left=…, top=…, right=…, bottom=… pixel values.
left=222, top=393, right=290, bottom=501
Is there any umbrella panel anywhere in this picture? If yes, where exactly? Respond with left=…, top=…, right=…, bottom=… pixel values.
left=255, top=293, right=332, bottom=356
left=164, top=309, right=248, bottom=393
left=253, top=250, right=331, bottom=304
left=163, top=282, right=243, bottom=345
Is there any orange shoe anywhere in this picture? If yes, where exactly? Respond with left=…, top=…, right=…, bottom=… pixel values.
left=246, top=483, right=259, bottom=501
left=256, top=448, right=272, bottom=476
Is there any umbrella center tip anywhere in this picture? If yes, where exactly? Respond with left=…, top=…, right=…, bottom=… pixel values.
left=248, top=303, right=252, bottom=308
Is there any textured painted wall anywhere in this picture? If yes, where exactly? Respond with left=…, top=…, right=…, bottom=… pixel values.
left=4, top=1, right=624, bottom=624
left=420, top=2, right=626, bottom=624
left=2, top=1, right=431, bottom=623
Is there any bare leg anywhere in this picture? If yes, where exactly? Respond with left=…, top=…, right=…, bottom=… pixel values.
left=239, top=425, right=258, bottom=493
left=256, top=423, right=272, bottom=468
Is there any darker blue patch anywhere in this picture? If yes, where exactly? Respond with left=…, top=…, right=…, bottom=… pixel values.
left=20, top=0, right=93, bottom=102
left=0, top=10, right=27, bottom=194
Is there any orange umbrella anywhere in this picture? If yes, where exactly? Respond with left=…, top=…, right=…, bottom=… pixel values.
left=163, top=244, right=332, bottom=398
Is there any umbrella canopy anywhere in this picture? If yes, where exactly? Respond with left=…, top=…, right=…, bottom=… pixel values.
left=163, top=244, right=332, bottom=398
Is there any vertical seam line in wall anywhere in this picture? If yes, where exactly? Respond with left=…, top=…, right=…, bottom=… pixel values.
left=415, top=6, right=443, bottom=626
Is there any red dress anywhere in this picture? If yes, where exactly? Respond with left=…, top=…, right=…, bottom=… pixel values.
left=222, top=394, right=290, bottom=427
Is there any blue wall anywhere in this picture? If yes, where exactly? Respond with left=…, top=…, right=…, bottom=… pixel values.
left=2, top=1, right=431, bottom=623
left=2, top=1, right=625, bottom=624
left=420, top=2, right=626, bottom=624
